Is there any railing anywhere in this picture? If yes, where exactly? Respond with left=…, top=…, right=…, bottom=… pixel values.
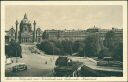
left=71, top=64, right=84, bottom=77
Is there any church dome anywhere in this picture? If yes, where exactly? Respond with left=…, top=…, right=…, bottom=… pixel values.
left=19, top=13, right=32, bottom=32
left=20, top=13, right=31, bottom=24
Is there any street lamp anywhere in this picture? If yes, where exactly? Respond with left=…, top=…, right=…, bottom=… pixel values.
left=70, top=40, right=73, bottom=55
left=52, top=43, right=54, bottom=60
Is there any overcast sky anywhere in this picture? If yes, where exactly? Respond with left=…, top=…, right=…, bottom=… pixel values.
left=5, top=5, right=122, bottom=31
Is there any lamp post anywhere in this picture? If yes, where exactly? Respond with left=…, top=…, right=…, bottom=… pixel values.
left=70, top=41, right=73, bottom=55
left=16, top=50, right=18, bottom=63
left=15, top=20, right=19, bottom=42
left=33, top=20, right=36, bottom=42
left=84, top=47, right=85, bottom=57
left=52, top=43, right=54, bottom=60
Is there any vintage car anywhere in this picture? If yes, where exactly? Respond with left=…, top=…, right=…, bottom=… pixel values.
left=97, top=57, right=122, bottom=67
left=12, top=63, right=27, bottom=72
left=97, top=57, right=113, bottom=66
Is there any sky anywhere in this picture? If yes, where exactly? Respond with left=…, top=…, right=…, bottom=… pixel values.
left=5, top=5, right=123, bottom=31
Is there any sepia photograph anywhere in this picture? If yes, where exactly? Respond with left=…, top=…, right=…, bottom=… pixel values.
left=1, top=1, right=127, bottom=82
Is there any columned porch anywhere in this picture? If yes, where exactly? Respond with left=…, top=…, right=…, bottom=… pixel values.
left=21, top=37, right=33, bottom=43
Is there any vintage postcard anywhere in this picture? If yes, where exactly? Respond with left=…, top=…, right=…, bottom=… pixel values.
left=1, top=1, right=127, bottom=82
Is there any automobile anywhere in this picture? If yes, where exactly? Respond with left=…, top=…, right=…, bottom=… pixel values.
left=102, top=57, right=113, bottom=61
left=97, top=57, right=112, bottom=66
left=97, top=61, right=108, bottom=66
left=97, top=57, right=123, bottom=67
left=12, top=63, right=27, bottom=72
left=108, top=61, right=123, bottom=67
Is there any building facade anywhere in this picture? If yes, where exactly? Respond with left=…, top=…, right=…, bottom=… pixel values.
left=5, top=28, right=16, bottom=43
left=44, top=26, right=123, bottom=42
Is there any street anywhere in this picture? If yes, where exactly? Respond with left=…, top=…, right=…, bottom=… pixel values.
left=5, top=44, right=58, bottom=77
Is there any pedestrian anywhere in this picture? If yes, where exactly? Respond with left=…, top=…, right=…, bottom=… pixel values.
left=45, top=61, right=47, bottom=64
left=50, top=58, right=52, bottom=62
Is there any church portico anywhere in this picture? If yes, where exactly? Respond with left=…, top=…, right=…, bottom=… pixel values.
left=20, top=36, right=33, bottom=43
left=21, top=37, right=33, bottom=43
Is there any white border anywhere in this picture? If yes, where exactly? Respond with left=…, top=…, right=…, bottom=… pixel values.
left=1, top=1, right=127, bottom=82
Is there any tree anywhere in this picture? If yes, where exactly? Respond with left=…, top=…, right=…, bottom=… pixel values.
left=84, top=33, right=101, bottom=57
left=61, top=40, right=73, bottom=55
left=40, top=40, right=54, bottom=54
left=77, top=44, right=85, bottom=57
left=56, top=31, right=60, bottom=39
left=73, top=41, right=80, bottom=53
left=113, top=42, right=123, bottom=61
left=36, top=40, right=65, bottom=55
left=98, top=47, right=112, bottom=59
left=42, top=31, right=49, bottom=39
left=103, top=30, right=123, bottom=61
left=103, top=30, right=116, bottom=51
left=5, top=39, right=22, bottom=58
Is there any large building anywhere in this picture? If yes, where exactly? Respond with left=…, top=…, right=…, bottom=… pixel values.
left=5, top=14, right=43, bottom=44
left=44, top=26, right=123, bottom=42
left=45, top=29, right=87, bottom=41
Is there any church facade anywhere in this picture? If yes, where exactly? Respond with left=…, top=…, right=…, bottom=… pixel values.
left=5, top=14, right=42, bottom=44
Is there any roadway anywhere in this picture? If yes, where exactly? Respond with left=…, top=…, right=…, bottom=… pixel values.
left=5, top=44, right=58, bottom=77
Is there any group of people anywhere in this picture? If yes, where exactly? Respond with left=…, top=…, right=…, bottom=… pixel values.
left=44, top=57, right=55, bottom=65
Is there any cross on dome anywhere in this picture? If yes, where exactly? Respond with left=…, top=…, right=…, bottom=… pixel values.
left=24, top=13, right=27, bottom=19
